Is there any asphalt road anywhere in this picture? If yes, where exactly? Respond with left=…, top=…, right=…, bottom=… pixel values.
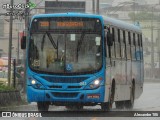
left=1, top=82, right=160, bottom=120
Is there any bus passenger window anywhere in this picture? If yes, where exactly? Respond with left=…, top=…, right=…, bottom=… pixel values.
left=120, top=30, right=126, bottom=59
left=133, top=33, right=136, bottom=46
left=111, top=47, right=115, bottom=58
left=123, top=31, right=126, bottom=44
left=135, top=34, right=140, bottom=60
left=125, top=31, right=131, bottom=59
left=121, top=46, right=126, bottom=59
left=135, top=34, right=138, bottom=46
left=139, top=34, right=143, bottom=60
left=114, top=28, right=118, bottom=43
left=131, top=46, right=136, bottom=60
left=128, top=32, right=131, bottom=44
left=115, top=43, right=121, bottom=58
left=140, top=34, right=143, bottom=47
left=120, top=30, right=124, bottom=44
left=114, top=28, right=120, bottom=58
left=126, top=46, right=131, bottom=59
left=130, top=32, right=135, bottom=60
left=110, top=27, right=115, bottom=58
left=130, top=32, right=134, bottom=45
left=118, top=29, right=120, bottom=43
left=138, top=34, right=140, bottom=46
left=126, top=31, right=129, bottom=44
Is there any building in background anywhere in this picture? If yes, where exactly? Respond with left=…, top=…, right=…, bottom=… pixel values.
left=0, top=0, right=159, bottom=78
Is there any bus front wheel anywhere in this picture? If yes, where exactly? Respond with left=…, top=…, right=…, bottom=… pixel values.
left=37, top=102, right=49, bottom=111
left=101, top=84, right=115, bottom=111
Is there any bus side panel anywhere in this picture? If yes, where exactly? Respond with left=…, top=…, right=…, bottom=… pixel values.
left=122, top=59, right=131, bottom=100
left=140, top=60, right=144, bottom=96
left=126, top=60, right=132, bottom=100
left=111, top=58, right=117, bottom=101
left=104, top=58, right=111, bottom=102
left=141, top=60, right=144, bottom=84
left=132, top=60, right=142, bottom=99
left=114, top=60, right=132, bottom=102
left=114, top=60, right=126, bottom=101
left=135, top=61, right=143, bottom=99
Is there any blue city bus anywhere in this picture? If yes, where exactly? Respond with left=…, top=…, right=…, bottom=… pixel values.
left=21, top=13, right=144, bottom=111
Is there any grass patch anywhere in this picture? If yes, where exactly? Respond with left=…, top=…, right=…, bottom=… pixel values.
left=0, top=83, right=16, bottom=92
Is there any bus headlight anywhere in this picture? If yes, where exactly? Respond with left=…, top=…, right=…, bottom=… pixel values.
left=31, top=80, right=36, bottom=85
left=94, top=79, right=100, bottom=85
left=30, top=79, right=45, bottom=89
left=84, top=77, right=102, bottom=90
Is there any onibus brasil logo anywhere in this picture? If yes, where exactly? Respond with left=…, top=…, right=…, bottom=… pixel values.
left=2, top=2, right=36, bottom=9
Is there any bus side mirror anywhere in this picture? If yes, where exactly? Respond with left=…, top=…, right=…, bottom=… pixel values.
left=21, top=36, right=26, bottom=49
left=106, top=33, right=113, bottom=46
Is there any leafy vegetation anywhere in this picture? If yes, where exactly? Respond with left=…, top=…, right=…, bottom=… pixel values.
left=0, top=83, right=15, bottom=92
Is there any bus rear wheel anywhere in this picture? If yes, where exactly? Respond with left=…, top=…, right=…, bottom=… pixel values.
left=124, top=84, right=135, bottom=109
left=115, top=101, right=124, bottom=109
left=101, top=102, right=112, bottom=111
left=37, top=102, right=49, bottom=111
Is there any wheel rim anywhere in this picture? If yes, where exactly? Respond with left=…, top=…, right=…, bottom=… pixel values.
left=109, top=96, right=112, bottom=108
left=110, top=87, right=114, bottom=109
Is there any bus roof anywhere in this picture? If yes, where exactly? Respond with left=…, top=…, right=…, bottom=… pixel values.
left=102, top=16, right=141, bottom=33
left=32, top=13, right=141, bottom=33
left=32, top=12, right=103, bottom=20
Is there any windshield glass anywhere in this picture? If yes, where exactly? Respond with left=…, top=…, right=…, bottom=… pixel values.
left=29, top=32, right=102, bottom=74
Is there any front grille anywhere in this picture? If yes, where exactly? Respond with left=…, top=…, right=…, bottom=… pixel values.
left=52, top=92, right=79, bottom=98
left=68, top=86, right=82, bottom=89
left=49, top=85, right=62, bottom=88
left=41, top=76, right=88, bottom=83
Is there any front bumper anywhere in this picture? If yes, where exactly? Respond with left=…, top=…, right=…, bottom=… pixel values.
left=27, top=85, right=105, bottom=104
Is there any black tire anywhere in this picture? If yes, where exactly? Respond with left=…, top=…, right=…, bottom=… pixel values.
left=115, top=101, right=125, bottom=109
left=101, top=83, right=115, bottom=111
left=37, top=102, right=49, bottom=111
left=124, top=84, right=135, bottom=109
left=101, top=102, right=111, bottom=111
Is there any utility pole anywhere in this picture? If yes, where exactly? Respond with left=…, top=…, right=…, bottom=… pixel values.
left=159, top=0, right=160, bottom=70
left=151, top=6, right=154, bottom=78
left=96, top=0, right=99, bottom=14
left=23, top=0, right=29, bottom=93
left=8, top=0, right=14, bottom=86
left=92, top=0, right=95, bottom=14
left=158, top=29, right=160, bottom=70
left=17, top=31, right=19, bottom=64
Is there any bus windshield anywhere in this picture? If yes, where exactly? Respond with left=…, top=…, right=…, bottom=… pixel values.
left=29, top=17, right=103, bottom=75
left=29, top=32, right=102, bottom=74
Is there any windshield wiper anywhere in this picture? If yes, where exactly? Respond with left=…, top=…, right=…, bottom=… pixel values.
left=76, top=32, right=85, bottom=61
left=41, top=32, right=57, bottom=51
left=46, top=32, right=57, bottom=49
left=41, top=34, right=46, bottom=51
